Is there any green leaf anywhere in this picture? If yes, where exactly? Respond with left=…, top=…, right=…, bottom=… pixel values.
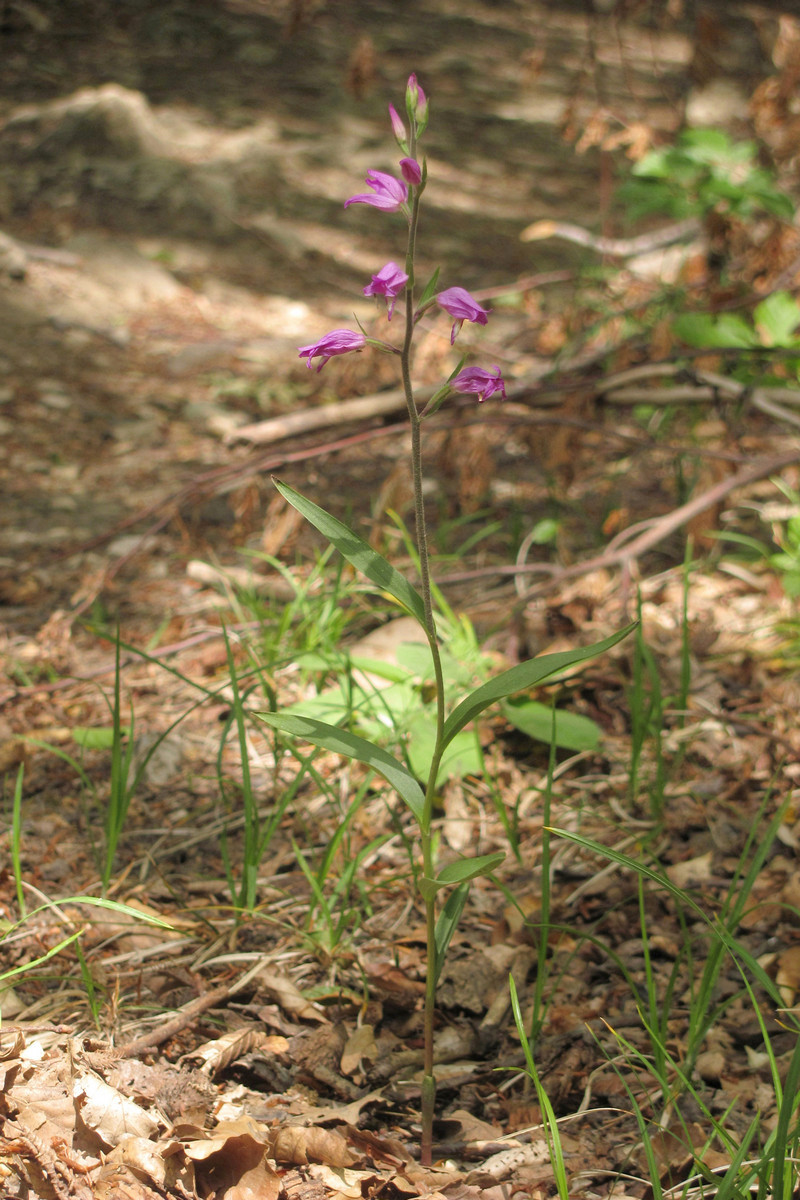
left=420, top=850, right=505, bottom=900
left=438, top=851, right=505, bottom=883
left=502, top=699, right=601, bottom=751
left=284, top=678, right=419, bottom=740
left=417, top=266, right=440, bottom=309
left=72, top=726, right=122, bottom=749
left=680, top=127, right=734, bottom=158
left=407, top=718, right=483, bottom=784
left=673, top=311, right=759, bottom=349
left=255, top=711, right=425, bottom=825
left=529, top=518, right=559, bottom=545
left=433, top=882, right=469, bottom=986
left=753, top=188, right=795, bottom=220
left=631, top=147, right=674, bottom=179
left=754, top=292, right=800, bottom=348
left=441, top=623, right=635, bottom=748
left=272, top=479, right=427, bottom=628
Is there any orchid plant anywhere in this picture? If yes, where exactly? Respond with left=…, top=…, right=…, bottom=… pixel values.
left=257, top=75, right=632, bottom=1165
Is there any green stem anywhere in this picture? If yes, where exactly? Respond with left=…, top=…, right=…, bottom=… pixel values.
left=400, top=145, right=446, bottom=1168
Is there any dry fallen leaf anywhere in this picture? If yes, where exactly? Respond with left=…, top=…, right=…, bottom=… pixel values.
left=258, top=970, right=330, bottom=1023
left=340, top=1024, right=377, bottom=1078
left=74, top=1072, right=159, bottom=1146
left=269, top=1124, right=358, bottom=1168
left=182, top=1117, right=281, bottom=1200
left=665, top=852, right=713, bottom=888
left=776, top=945, right=800, bottom=1005
left=189, top=1028, right=289, bottom=1077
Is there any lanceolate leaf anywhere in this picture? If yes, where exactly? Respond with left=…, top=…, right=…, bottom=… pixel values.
left=420, top=850, right=505, bottom=900
left=433, top=882, right=469, bottom=986
left=256, top=711, right=425, bottom=825
left=441, top=623, right=636, bottom=748
left=273, top=479, right=427, bottom=627
left=438, top=851, right=505, bottom=884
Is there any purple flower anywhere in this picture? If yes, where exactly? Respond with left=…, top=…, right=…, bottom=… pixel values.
left=298, top=330, right=366, bottom=372
left=344, top=170, right=408, bottom=213
left=363, top=261, right=409, bottom=320
left=399, top=157, right=422, bottom=186
left=389, top=103, right=407, bottom=145
left=451, top=366, right=506, bottom=403
left=436, top=286, right=490, bottom=344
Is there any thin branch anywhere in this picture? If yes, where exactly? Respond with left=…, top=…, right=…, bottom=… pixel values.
left=436, top=446, right=800, bottom=596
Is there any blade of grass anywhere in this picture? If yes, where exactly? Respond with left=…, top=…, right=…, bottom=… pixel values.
left=509, top=974, right=570, bottom=1200
left=11, top=763, right=25, bottom=917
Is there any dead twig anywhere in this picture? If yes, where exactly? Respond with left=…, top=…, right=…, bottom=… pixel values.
left=115, top=955, right=283, bottom=1058
left=520, top=216, right=702, bottom=258
left=600, top=361, right=800, bottom=430
left=116, top=980, right=236, bottom=1058
left=436, top=445, right=800, bottom=595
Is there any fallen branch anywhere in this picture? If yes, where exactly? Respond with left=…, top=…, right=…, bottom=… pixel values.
left=520, top=216, right=702, bottom=259
left=600, top=362, right=800, bottom=432
left=225, top=354, right=600, bottom=446
left=436, top=446, right=800, bottom=597
left=116, top=980, right=235, bottom=1058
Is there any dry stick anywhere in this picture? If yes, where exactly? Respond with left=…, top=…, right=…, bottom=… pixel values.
left=227, top=386, right=417, bottom=445
left=116, top=980, right=235, bottom=1058
left=225, top=354, right=598, bottom=447
left=519, top=216, right=703, bottom=259
left=600, top=362, right=800, bottom=429
left=116, top=954, right=286, bottom=1058
left=436, top=446, right=800, bottom=594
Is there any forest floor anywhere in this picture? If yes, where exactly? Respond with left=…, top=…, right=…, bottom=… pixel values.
left=3, top=3, right=800, bottom=1199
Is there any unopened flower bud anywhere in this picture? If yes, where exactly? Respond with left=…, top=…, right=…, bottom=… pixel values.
left=389, top=103, right=407, bottom=148
left=400, top=157, right=422, bottom=186
left=406, top=73, right=425, bottom=113
left=405, top=72, right=428, bottom=126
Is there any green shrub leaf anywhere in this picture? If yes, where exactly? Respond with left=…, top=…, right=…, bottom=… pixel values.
left=501, top=699, right=602, bottom=751
left=673, top=311, right=759, bottom=349
left=753, top=292, right=800, bottom=348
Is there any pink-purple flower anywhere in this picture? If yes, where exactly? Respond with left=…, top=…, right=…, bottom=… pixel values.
left=344, top=170, right=408, bottom=213
left=451, top=366, right=506, bottom=403
left=298, top=330, right=366, bottom=372
left=399, top=157, right=422, bottom=186
left=436, top=287, right=490, bottom=344
left=363, top=261, right=409, bottom=320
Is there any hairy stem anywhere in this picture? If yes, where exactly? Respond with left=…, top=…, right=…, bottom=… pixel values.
left=400, top=147, right=446, bottom=1167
